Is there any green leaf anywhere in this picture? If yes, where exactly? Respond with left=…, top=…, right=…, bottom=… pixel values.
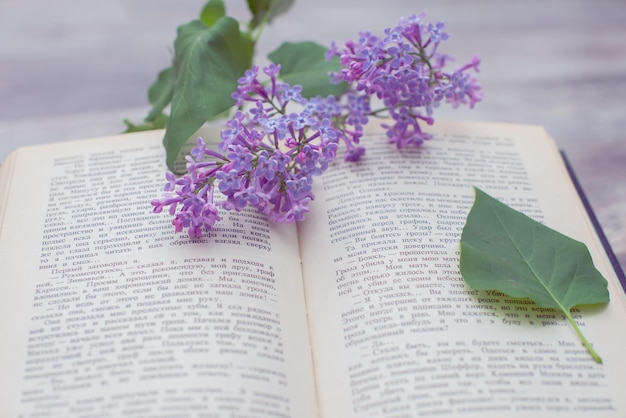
left=268, top=41, right=347, bottom=98
left=123, top=113, right=168, bottom=133
left=200, top=0, right=226, bottom=27
left=145, top=67, right=174, bottom=122
left=164, top=17, right=253, bottom=171
left=247, top=0, right=294, bottom=31
left=459, top=187, right=609, bottom=363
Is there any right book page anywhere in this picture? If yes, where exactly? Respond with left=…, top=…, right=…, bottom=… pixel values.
left=298, top=120, right=626, bottom=417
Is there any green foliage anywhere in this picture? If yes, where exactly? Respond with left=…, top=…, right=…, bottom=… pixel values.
left=123, top=0, right=351, bottom=171
left=247, top=0, right=294, bottom=32
left=145, top=67, right=174, bottom=122
left=163, top=17, right=253, bottom=171
left=200, top=0, right=226, bottom=27
left=123, top=113, right=168, bottom=132
left=460, top=187, right=610, bottom=363
left=268, top=41, right=347, bottom=98
left=124, top=0, right=317, bottom=171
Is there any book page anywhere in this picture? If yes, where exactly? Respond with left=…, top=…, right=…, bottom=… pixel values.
left=0, top=151, right=18, bottom=233
left=299, top=120, right=626, bottom=417
left=0, top=131, right=317, bottom=417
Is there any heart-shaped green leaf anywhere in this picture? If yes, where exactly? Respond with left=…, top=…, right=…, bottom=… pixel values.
left=163, top=17, right=253, bottom=171
left=460, top=187, right=609, bottom=362
left=268, top=41, right=347, bottom=98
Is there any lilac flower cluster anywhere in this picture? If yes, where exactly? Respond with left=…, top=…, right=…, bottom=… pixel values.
left=152, top=64, right=341, bottom=237
left=153, top=13, right=481, bottom=237
left=327, top=13, right=482, bottom=147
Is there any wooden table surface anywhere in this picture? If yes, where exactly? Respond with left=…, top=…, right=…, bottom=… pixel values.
left=1, top=0, right=625, bottom=272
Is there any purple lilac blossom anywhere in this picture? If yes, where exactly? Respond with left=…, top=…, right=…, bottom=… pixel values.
left=152, top=64, right=341, bottom=237
left=327, top=12, right=482, bottom=148
left=153, top=13, right=481, bottom=237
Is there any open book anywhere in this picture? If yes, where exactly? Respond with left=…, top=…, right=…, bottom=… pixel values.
left=1, top=120, right=624, bottom=417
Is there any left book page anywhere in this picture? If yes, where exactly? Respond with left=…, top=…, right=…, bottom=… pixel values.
left=0, top=131, right=317, bottom=417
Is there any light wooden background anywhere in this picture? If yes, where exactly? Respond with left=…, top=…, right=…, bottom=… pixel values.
left=1, top=0, right=625, bottom=272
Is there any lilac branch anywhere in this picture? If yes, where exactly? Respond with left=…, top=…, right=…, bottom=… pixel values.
left=153, top=12, right=482, bottom=237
